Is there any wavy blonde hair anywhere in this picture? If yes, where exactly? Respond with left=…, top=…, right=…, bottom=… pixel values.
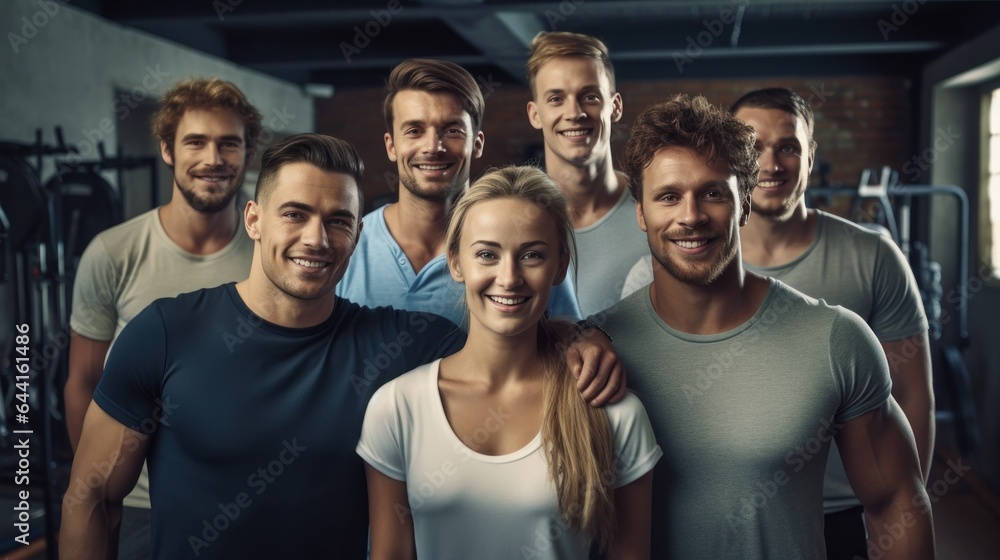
left=446, top=165, right=616, bottom=550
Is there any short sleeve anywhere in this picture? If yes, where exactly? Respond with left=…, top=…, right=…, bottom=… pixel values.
left=869, top=235, right=929, bottom=342
left=605, top=392, right=663, bottom=488
left=393, top=310, right=465, bottom=371
left=356, top=381, right=406, bottom=481
left=70, top=236, right=118, bottom=341
left=92, top=302, right=168, bottom=430
left=547, top=269, right=583, bottom=321
left=829, top=311, right=893, bottom=423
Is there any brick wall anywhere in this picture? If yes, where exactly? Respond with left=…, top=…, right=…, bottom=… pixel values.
left=315, top=75, right=915, bottom=208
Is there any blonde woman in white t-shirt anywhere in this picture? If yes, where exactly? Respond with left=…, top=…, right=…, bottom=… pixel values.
left=357, top=166, right=661, bottom=559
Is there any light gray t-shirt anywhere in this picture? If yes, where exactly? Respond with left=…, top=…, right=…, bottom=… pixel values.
left=743, top=210, right=928, bottom=342
left=574, top=186, right=649, bottom=317
left=70, top=207, right=253, bottom=508
left=743, top=210, right=928, bottom=513
left=600, top=279, right=892, bottom=559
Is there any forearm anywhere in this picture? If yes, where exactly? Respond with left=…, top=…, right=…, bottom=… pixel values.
left=609, top=473, right=653, bottom=560
left=884, top=335, right=934, bottom=482
left=864, top=487, right=934, bottom=560
left=60, top=491, right=121, bottom=560
left=64, top=374, right=100, bottom=452
left=895, top=388, right=935, bottom=482
left=66, top=332, right=112, bottom=453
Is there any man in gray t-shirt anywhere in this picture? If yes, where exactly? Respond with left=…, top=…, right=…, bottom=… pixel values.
left=732, top=87, right=932, bottom=559
left=605, top=94, right=932, bottom=559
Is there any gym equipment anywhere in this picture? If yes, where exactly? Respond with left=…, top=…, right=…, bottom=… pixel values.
left=0, top=128, right=158, bottom=559
left=806, top=166, right=979, bottom=457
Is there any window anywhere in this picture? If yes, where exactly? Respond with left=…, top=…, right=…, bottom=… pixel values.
left=985, top=87, right=1000, bottom=280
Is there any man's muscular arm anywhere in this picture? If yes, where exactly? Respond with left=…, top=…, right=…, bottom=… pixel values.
left=837, top=398, right=934, bottom=560
left=64, top=331, right=111, bottom=452
left=881, top=332, right=934, bottom=481
left=61, top=402, right=149, bottom=560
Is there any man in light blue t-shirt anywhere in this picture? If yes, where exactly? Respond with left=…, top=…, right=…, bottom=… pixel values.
left=337, top=58, right=581, bottom=326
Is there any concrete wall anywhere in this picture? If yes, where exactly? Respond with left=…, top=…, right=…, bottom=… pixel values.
left=0, top=0, right=314, bottom=217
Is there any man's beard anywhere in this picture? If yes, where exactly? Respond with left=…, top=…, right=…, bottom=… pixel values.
left=649, top=230, right=739, bottom=286
left=175, top=166, right=245, bottom=213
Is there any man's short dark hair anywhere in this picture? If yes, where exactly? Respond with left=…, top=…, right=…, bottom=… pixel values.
left=383, top=59, right=485, bottom=134
left=730, top=87, right=817, bottom=151
left=255, top=134, right=365, bottom=215
left=621, top=94, right=759, bottom=201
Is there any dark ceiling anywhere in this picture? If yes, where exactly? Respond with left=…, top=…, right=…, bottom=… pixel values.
left=78, top=0, right=1000, bottom=89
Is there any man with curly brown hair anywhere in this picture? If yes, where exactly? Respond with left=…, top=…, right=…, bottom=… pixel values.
left=600, top=94, right=933, bottom=559
left=64, top=77, right=262, bottom=560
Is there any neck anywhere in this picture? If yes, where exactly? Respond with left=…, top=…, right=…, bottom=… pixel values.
left=545, top=150, right=623, bottom=227
left=648, top=260, right=767, bottom=335
left=384, top=187, right=454, bottom=254
left=450, top=322, right=542, bottom=387
left=235, top=256, right=336, bottom=329
left=740, top=202, right=814, bottom=265
left=159, top=186, right=240, bottom=255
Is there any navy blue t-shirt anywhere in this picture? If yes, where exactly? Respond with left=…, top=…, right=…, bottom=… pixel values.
left=93, top=283, right=464, bottom=559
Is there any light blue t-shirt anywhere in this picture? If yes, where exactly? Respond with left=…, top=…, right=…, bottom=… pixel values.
left=337, top=206, right=582, bottom=326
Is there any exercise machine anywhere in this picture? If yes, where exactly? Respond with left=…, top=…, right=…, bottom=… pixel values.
left=806, top=166, right=979, bottom=458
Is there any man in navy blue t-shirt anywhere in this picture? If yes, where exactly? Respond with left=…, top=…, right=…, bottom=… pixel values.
left=61, top=133, right=622, bottom=560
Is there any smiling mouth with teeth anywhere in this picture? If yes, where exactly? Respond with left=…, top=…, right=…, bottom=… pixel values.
left=292, top=258, right=329, bottom=269
left=674, top=239, right=710, bottom=249
left=561, top=130, right=591, bottom=137
left=416, top=163, right=452, bottom=171
left=756, top=180, right=783, bottom=188
left=488, top=295, right=528, bottom=306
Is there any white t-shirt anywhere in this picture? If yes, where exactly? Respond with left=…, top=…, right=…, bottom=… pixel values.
left=357, top=359, right=662, bottom=559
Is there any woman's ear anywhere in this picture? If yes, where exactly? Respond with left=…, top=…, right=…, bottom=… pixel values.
left=448, top=253, right=464, bottom=283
